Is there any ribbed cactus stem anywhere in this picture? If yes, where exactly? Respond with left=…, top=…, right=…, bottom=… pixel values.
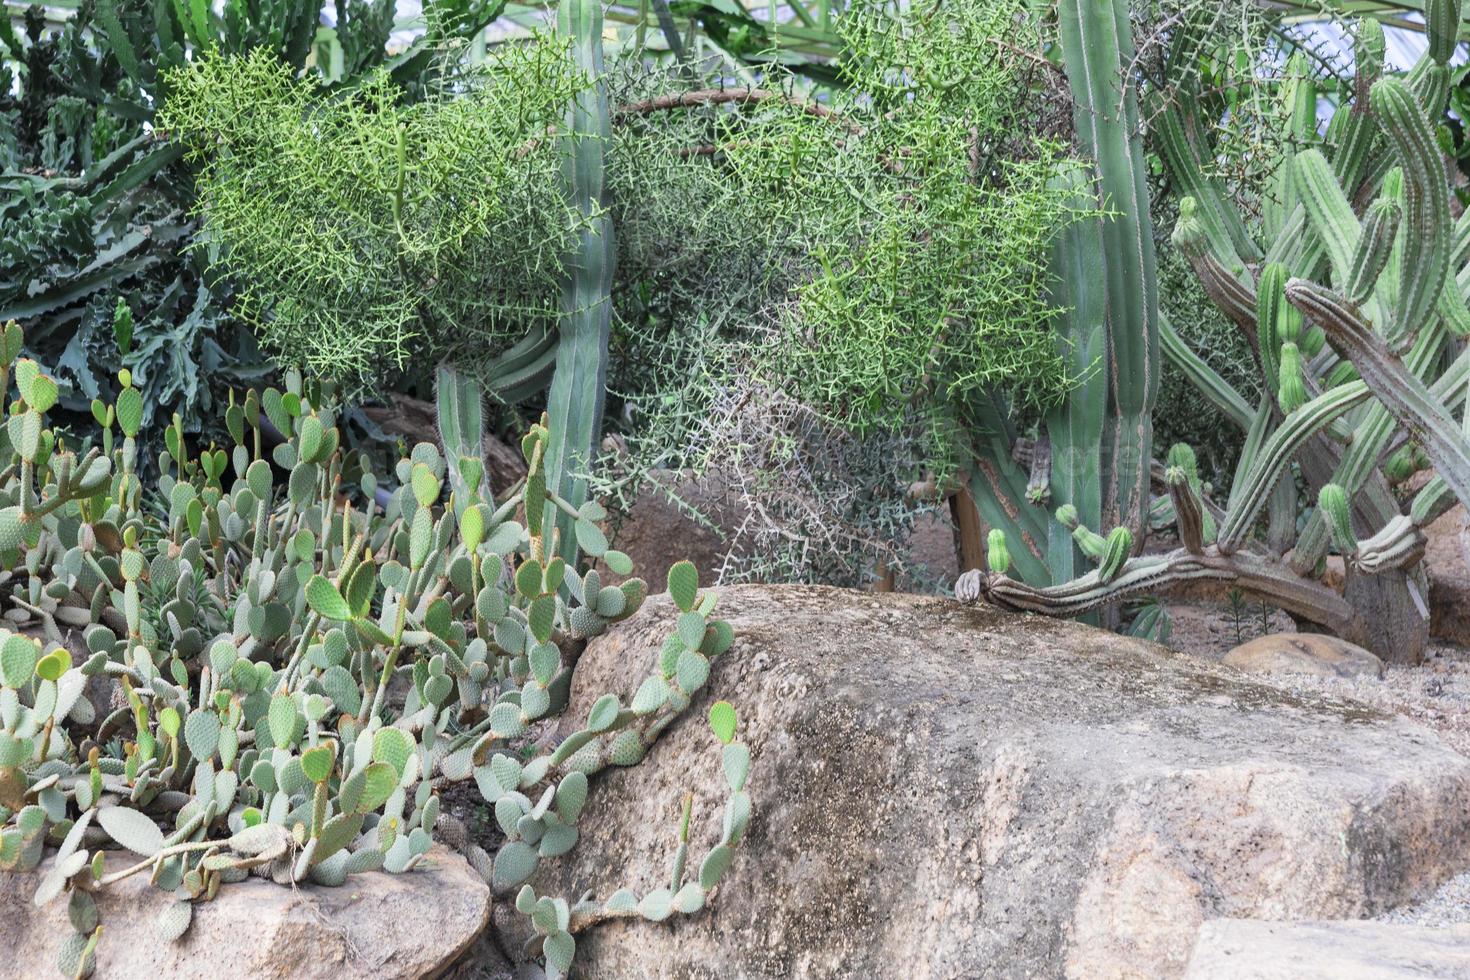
left=1372, top=76, right=1450, bottom=347
left=1332, top=18, right=1384, bottom=192
left=1426, top=0, right=1463, bottom=65
left=1346, top=197, right=1402, bottom=303
left=544, top=0, right=615, bottom=567
left=1056, top=0, right=1159, bottom=540
left=987, top=529, right=1011, bottom=576
left=1166, top=466, right=1207, bottom=555
left=1256, top=263, right=1288, bottom=386
left=1165, top=443, right=1198, bottom=481
left=1318, top=483, right=1357, bottom=557
left=1072, top=525, right=1108, bottom=562
left=1277, top=342, right=1306, bottom=414
left=1097, top=527, right=1132, bottom=584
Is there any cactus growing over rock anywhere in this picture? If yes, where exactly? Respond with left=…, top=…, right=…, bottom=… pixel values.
left=0, top=324, right=748, bottom=979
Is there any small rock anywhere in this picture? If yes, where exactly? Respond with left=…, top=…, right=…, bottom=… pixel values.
left=0, top=845, right=488, bottom=980
left=1183, top=919, right=1470, bottom=979
left=1223, top=632, right=1385, bottom=679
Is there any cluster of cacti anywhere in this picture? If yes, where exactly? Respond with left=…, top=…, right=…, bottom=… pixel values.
left=961, top=5, right=1470, bottom=665
left=0, top=324, right=748, bottom=979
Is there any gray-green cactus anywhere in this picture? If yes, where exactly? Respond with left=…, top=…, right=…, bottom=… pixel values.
left=0, top=323, right=747, bottom=979
left=960, top=8, right=1470, bottom=665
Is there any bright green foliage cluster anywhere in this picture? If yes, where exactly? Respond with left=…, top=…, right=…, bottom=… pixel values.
left=0, top=324, right=748, bottom=979
left=712, top=0, right=1076, bottom=446
left=0, top=0, right=501, bottom=441
left=158, top=44, right=580, bottom=381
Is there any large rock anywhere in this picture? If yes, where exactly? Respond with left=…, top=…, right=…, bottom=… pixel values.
left=1424, top=503, right=1470, bottom=646
left=1222, top=632, right=1385, bottom=680
left=497, top=585, right=1470, bottom=979
left=1183, top=919, right=1470, bottom=978
left=0, top=845, right=488, bottom=980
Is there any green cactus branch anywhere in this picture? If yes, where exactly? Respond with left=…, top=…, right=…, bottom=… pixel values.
left=1056, top=0, right=1159, bottom=538
left=543, top=0, right=616, bottom=569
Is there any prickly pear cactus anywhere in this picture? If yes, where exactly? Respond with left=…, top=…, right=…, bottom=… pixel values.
left=0, top=325, right=749, bottom=980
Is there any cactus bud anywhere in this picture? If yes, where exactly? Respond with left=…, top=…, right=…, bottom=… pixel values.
left=1073, top=525, right=1107, bottom=562
left=118, top=368, right=131, bottom=388
left=1171, top=197, right=1208, bottom=257
left=1098, top=527, right=1133, bottom=583
left=1278, top=342, right=1307, bottom=413
left=1054, top=503, right=1079, bottom=530
left=986, top=529, right=1010, bottom=576
left=1384, top=446, right=1421, bottom=484
left=1346, top=197, right=1402, bottom=304
left=1318, top=483, right=1357, bottom=557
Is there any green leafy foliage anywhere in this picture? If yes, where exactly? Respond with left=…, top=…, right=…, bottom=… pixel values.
left=160, top=45, right=579, bottom=381
left=0, top=0, right=511, bottom=448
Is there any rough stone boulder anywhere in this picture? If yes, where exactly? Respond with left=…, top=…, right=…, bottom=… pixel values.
left=1183, top=919, right=1470, bottom=978
left=1222, top=632, right=1385, bottom=679
left=0, top=845, right=488, bottom=980
left=498, top=585, right=1470, bottom=979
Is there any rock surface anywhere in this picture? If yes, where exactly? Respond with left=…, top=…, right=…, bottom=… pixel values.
left=1424, top=503, right=1470, bottom=646
left=1222, top=632, right=1385, bottom=679
left=0, top=845, right=488, bottom=980
left=1183, top=919, right=1470, bottom=979
left=498, top=585, right=1470, bottom=980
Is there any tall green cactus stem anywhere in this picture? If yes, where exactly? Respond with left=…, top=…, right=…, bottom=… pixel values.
left=1373, top=76, right=1454, bottom=346
left=544, top=0, right=615, bottom=568
left=1055, top=0, right=1159, bottom=541
left=1043, top=167, right=1107, bottom=583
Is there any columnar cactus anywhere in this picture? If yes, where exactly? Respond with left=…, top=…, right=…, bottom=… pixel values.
left=543, top=0, right=616, bottom=569
left=960, top=0, right=1158, bottom=591
left=960, top=7, right=1470, bottom=665
left=0, top=324, right=748, bottom=979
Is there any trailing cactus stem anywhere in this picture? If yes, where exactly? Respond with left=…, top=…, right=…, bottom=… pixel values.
left=1288, top=277, right=1470, bottom=509
left=958, top=547, right=1365, bottom=644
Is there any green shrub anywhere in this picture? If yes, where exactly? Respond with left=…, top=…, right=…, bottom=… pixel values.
left=159, top=47, right=580, bottom=381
